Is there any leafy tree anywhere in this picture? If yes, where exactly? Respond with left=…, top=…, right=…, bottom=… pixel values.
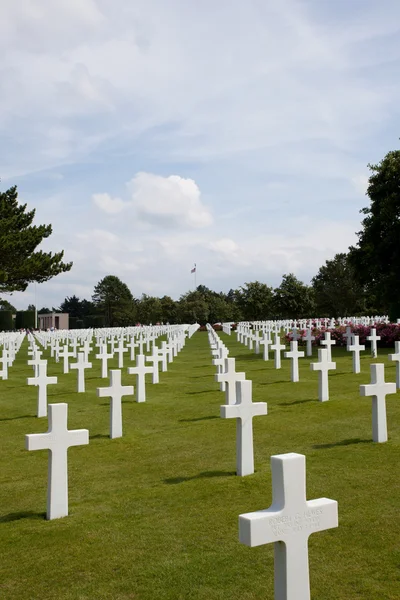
left=27, top=304, right=36, bottom=311
left=312, top=253, right=368, bottom=317
left=160, top=295, right=178, bottom=324
left=92, top=275, right=135, bottom=327
left=38, top=306, right=52, bottom=314
left=137, top=294, right=162, bottom=324
left=0, top=299, right=16, bottom=312
left=273, top=273, right=315, bottom=319
left=178, top=291, right=210, bottom=324
left=349, top=149, right=400, bottom=320
left=236, top=281, right=274, bottom=321
left=0, top=185, right=72, bottom=292
left=59, top=295, right=96, bottom=319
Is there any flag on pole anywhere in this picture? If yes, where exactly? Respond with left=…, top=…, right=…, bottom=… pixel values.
left=191, top=264, right=196, bottom=274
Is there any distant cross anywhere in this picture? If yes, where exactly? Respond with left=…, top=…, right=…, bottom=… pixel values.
left=359, top=363, right=396, bottom=443
left=321, top=331, right=336, bottom=362
left=159, top=342, right=169, bottom=372
left=348, top=335, right=365, bottom=374
left=216, top=357, right=246, bottom=405
left=303, top=328, right=315, bottom=357
left=25, top=403, right=89, bottom=520
left=239, top=453, right=338, bottom=600
left=137, top=336, right=145, bottom=355
left=220, top=380, right=267, bottom=476
left=146, top=345, right=163, bottom=384
left=28, top=349, right=44, bottom=377
left=253, top=330, right=261, bottom=355
left=310, top=348, right=336, bottom=402
left=259, top=332, right=273, bottom=361
left=0, top=349, right=9, bottom=380
left=284, top=341, right=305, bottom=382
left=70, top=352, right=92, bottom=393
left=127, top=337, right=138, bottom=362
left=127, top=354, right=153, bottom=403
left=367, top=328, right=381, bottom=358
left=97, top=370, right=134, bottom=438
left=115, top=339, right=128, bottom=369
left=58, top=344, right=75, bottom=374
left=343, top=326, right=353, bottom=351
left=212, top=347, right=229, bottom=392
left=271, top=334, right=286, bottom=369
left=388, top=341, right=400, bottom=389
left=27, top=361, right=58, bottom=418
left=291, top=328, right=300, bottom=342
left=96, top=344, right=114, bottom=378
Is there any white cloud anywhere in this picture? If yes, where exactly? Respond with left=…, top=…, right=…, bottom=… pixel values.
left=93, top=172, right=213, bottom=228
left=92, top=193, right=128, bottom=214
left=128, top=172, right=213, bottom=228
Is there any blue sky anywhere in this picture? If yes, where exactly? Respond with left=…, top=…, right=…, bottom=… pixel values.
left=1, top=0, right=400, bottom=310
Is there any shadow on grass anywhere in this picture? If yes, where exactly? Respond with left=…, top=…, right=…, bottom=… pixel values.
left=179, top=415, right=218, bottom=422
left=259, top=380, right=287, bottom=386
left=164, top=470, right=235, bottom=484
left=0, top=414, right=35, bottom=422
left=186, top=390, right=215, bottom=396
left=313, top=438, right=371, bottom=449
left=90, top=433, right=110, bottom=440
left=0, top=511, right=46, bottom=523
left=235, top=354, right=263, bottom=361
left=278, top=398, right=316, bottom=406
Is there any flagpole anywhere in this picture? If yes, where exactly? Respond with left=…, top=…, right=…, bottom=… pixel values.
left=194, top=263, right=197, bottom=290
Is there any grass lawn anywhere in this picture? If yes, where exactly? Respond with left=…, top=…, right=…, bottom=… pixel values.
left=0, top=331, right=399, bottom=599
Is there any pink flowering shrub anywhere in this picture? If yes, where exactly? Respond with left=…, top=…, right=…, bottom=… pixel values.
left=285, top=324, right=400, bottom=348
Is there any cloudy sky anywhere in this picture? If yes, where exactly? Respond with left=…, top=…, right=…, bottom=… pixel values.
left=2, top=0, right=400, bottom=310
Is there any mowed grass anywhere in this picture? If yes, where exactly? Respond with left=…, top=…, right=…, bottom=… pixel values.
left=0, top=331, right=399, bottom=600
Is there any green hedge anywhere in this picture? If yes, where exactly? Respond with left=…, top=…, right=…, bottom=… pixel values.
left=0, top=311, right=14, bottom=331
left=15, top=311, right=35, bottom=329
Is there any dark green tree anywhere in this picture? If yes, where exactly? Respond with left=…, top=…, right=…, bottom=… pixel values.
left=178, top=291, right=210, bottom=324
left=0, top=186, right=72, bottom=292
left=312, top=253, right=368, bottom=317
left=92, top=275, right=135, bottom=327
left=349, top=149, right=400, bottom=320
left=160, top=295, right=178, bottom=323
left=0, top=299, right=16, bottom=312
left=273, top=273, right=315, bottom=318
left=137, top=294, right=162, bottom=324
left=236, top=281, right=274, bottom=321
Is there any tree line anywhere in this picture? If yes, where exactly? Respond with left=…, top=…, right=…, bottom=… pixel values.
left=1, top=146, right=400, bottom=324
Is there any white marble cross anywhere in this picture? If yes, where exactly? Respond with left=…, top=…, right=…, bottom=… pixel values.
left=217, top=357, right=246, bottom=405
left=239, top=452, right=338, bottom=600
left=259, top=332, right=273, bottom=361
left=343, top=326, right=353, bottom=351
left=95, top=344, right=114, bottom=379
left=303, top=328, right=315, bottom=357
left=27, top=361, right=58, bottom=418
left=97, top=370, right=134, bottom=438
left=58, top=345, right=76, bottom=375
left=70, top=352, right=92, bottom=393
left=159, top=342, right=169, bottom=372
left=27, top=350, right=44, bottom=377
left=25, top=403, right=89, bottom=520
left=271, top=334, right=286, bottom=369
left=146, top=345, right=163, bottom=384
left=359, top=363, right=396, bottom=443
left=127, top=337, right=138, bottom=362
left=127, top=354, right=153, bottom=403
left=0, top=349, right=9, bottom=380
left=284, top=341, right=305, bottom=383
left=220, top=380, right=267, bottom=476
left=367, top=328, right=381, bottom=358
left=348, top=335, right=365, bottom=374
left=310, top=349, right=336, bottom=402
left=388, top=341, right=400, bottom=389
left=321, top=332, right=336, bottom=362
left=115, top=339, right=128, bottom=369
